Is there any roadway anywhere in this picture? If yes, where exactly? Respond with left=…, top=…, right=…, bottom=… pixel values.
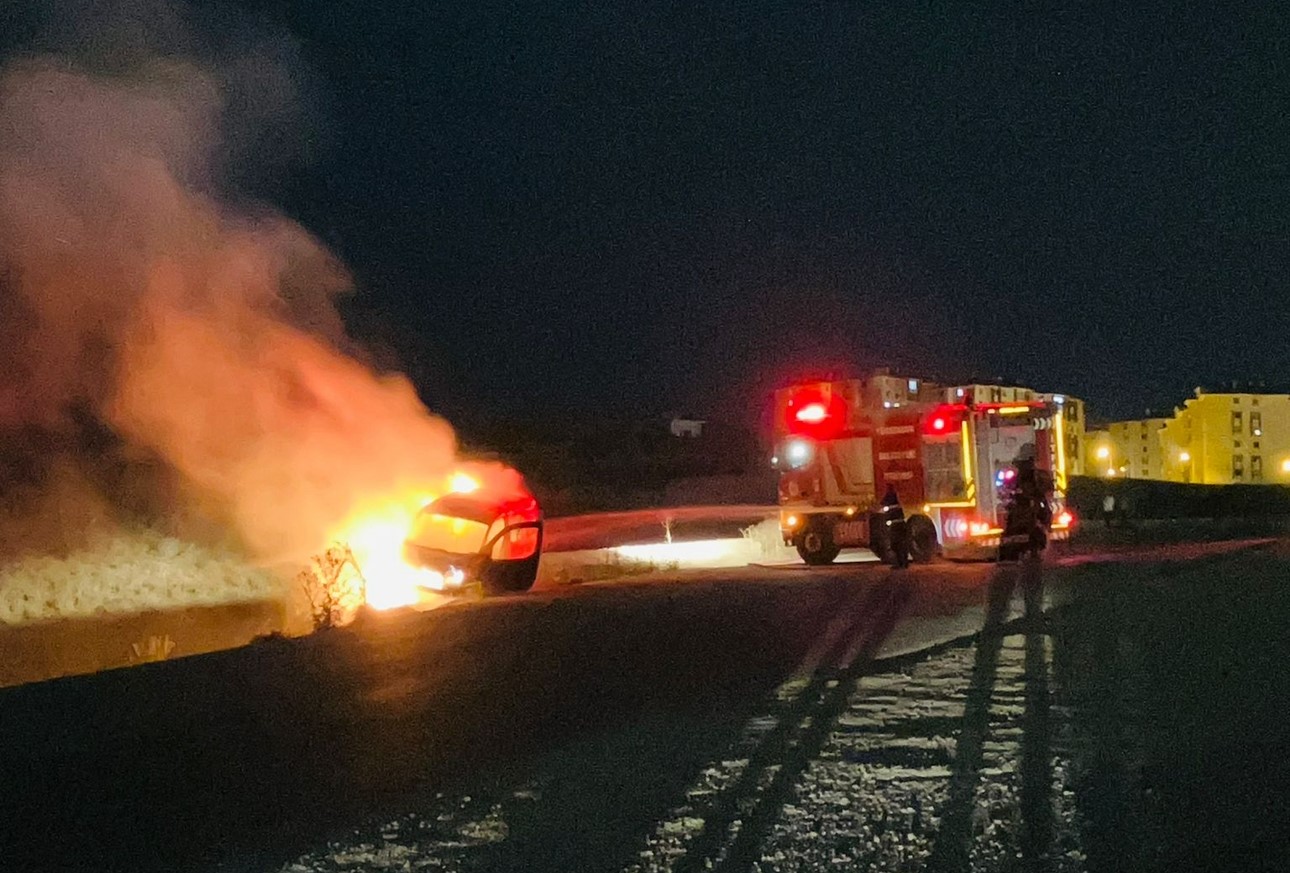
left=0, top=538, right=1285, bottom=873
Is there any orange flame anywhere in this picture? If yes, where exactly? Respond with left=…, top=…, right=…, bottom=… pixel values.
left=330, top=470, right=485, bottom=612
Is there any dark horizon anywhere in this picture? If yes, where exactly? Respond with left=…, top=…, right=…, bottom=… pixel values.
left=3, top=1, right=1286, bottom=430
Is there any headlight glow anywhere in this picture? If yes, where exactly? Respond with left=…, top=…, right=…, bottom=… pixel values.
left=785, top=438, right=813, bottom=468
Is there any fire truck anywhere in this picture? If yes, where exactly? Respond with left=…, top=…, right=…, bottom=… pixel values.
left=772, top=377, right=1075, bottom=564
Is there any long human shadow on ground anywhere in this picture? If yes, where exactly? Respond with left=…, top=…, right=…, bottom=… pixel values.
left=923, top=559, right=1028, bottom=873
left=1019, top=561, right=1055, bottom=872
left=660, top=574, right=915, bottom=873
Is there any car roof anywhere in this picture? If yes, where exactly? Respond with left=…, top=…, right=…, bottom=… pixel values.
left=421, top=492, right=540, bottom=524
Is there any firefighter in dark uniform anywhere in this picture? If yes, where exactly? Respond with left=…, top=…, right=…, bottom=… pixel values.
left=1014, top=445, right=1052, bottom=526
left=881, top=483, right=910, bottom=568
left=1006, top=444, right=1052, bottom=557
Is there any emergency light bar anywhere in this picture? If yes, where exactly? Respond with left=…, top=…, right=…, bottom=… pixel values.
left=976, top=401, right=1046, bottom=415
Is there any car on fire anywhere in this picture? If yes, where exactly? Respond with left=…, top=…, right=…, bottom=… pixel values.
left=402, top=490, right=544, bottom=596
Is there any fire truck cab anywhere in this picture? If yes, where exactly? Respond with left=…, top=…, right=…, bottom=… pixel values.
left=773, top=377, right=1075, bottom=564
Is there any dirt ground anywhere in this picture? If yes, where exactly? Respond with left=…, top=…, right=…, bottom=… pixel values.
left=1, top=544, right=1287, bottom=873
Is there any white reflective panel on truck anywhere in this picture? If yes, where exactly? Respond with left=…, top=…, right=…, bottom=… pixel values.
left=821, top=437, right=874, bottom=502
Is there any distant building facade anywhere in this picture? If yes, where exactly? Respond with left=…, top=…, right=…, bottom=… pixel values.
left=862, top=370, right=943, bottom=408
left=1086, top=418, right=1168, bottom=480
left=670, top=417, right=706, bottom=438
left=1084, top=390, right=1290, bottom=484
left=1159, top=391, right=1290, bottom=484
left=943, top=383, right=1038, bottom=405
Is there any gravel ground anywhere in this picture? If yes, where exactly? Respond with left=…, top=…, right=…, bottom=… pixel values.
left=276, top=625, right=1086, bottom=873
left=281, top=610, right=1081, bottom=873
left=279, top=550, right=1290, bottom=873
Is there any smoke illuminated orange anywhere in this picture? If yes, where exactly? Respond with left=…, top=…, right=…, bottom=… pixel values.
left=0, top=50, right=533, bottom=630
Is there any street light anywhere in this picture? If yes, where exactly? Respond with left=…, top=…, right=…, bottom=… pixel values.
left=1096, top=446, right=1110, bottom=460
left=1179, top=451, right=1191, bottom=463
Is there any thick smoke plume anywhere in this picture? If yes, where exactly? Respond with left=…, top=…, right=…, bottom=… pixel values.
left=0, top=54, right=468, bottom=570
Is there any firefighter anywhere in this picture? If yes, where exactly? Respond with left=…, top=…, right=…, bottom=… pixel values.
left=1014, top=445, right=1052, bottom=524
left=1006, top=444, right=1052, bottom=557
left=1010, top=444, right=1033, bottom=493
left=881, top=483, right=910, bottom=568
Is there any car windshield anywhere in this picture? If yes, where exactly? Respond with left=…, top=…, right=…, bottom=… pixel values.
left=406, top=504, right=494, bottom=556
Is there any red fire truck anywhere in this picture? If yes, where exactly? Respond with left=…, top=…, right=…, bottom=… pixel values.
left=772, top=378, right=1075, bottom=564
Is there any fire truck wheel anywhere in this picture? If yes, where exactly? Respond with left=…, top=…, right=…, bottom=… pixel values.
left=907, top=515, right=939, bottom=563
left=796, top=525, right=841, bottom=566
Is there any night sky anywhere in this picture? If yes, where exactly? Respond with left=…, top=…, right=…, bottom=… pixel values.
left=5, top=2, right=1289, bottom=427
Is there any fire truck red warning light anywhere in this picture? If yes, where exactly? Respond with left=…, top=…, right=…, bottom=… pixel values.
left=922, top=403, right=968, bottom=436
left=785, top=389, right=848, bottom=439
left=794, top=402, right=829, bottom=424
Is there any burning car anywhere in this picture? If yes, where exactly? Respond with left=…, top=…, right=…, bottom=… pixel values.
left=401, top=490, right=544, bottom=596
